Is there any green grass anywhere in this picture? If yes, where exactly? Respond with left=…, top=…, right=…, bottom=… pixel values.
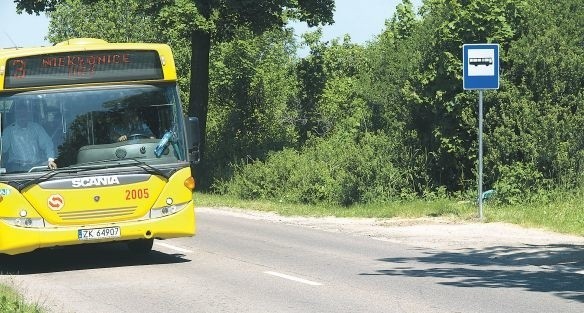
left=486, top=196, right=584, bottom=236
left=194, top=191, right=584, bottom=236
left=196, top=192, right=479, bottom=220
left=0, top=284, right=43, bottom=313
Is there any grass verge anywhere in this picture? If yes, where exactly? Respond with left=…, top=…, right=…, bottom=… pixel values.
left=195, top=192, right=478, bottom=219
left=0, top=284, right=42, bottom=313
left=486, top=196, right=584, bottom=236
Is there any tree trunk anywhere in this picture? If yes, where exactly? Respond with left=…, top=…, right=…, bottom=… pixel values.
left=189, top=28, right=211, bottom=160
left=189, top=0, right=211, bottom=160
left=189, top=0, right=211, bottom=183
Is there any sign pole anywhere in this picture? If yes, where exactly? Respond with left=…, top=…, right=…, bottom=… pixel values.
left=463, top=43, right=499, bottom=221
left=478, top=90, right=484, bottom=220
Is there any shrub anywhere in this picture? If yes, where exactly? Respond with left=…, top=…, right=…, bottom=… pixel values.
left=221, top=132, right=433, bottom=206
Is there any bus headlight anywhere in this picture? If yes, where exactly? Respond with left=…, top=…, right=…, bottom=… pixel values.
left=2, top=217, right=45, bottom=228
left=149, top=202, right=188, bottom=219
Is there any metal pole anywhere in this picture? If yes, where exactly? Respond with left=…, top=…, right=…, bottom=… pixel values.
left=478, top=90, right=484, bottom=220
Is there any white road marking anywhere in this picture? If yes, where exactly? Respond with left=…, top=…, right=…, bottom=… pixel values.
left=264, top=271, right=322, bottom=286
left=154, top=241, right=193, bottom=254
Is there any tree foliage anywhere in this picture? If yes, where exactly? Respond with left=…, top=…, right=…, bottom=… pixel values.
left=487, top=0, right=584, bottom=203
left=227, top=0, right=584, bottom=205
left=12, top=0, right=584, bottom=206
left=204, top=27, right=300, bottom=188
left=46, top=0, right=158, bottom=43
left=133, top=0, right=335, bottom=164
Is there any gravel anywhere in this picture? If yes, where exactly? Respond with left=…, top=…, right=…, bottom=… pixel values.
left=199, top=206, right=584, bottom=252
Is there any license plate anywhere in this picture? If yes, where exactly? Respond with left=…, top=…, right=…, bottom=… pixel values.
left=78, top=226, right=121, bottom=240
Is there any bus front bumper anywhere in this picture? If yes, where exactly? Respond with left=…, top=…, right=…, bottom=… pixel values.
left=0, top=203, right=195, bottom=255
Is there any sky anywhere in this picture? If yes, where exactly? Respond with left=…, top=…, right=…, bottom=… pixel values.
left=291, top=0, right=408, bottom=46
left=0, top=0, right=420, bottom=49
left=0, top=3, right=50, bottom=48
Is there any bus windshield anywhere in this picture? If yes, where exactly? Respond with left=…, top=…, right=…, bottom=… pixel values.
left=0, top=84, right=187, bottom=174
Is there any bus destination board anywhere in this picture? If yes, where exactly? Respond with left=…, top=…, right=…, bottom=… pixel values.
left=4, top=50, right=164, bottom=89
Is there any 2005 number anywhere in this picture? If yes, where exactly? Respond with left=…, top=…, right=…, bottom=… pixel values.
left=126, top=188, right=149, bottom=200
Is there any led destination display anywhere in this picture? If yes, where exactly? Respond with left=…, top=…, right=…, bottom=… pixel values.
left=4, top=50, right=163, bottom=88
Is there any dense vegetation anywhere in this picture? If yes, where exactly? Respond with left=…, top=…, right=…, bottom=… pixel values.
left=19, top=0, right=584, bottom=209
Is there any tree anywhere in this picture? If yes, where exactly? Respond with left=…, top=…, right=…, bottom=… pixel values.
left=486, top=0, right=584, bottom=202
left=399, top=0, right=526, bottom=191
left=204, top=27, right=300, bottom=188
left=12, top=0, right=335, bottom=165
left=295, top=29, right=327, bottom=144
left=154, top=0, right=335, bottom=164
left=45, top=0, right=158, bottom=43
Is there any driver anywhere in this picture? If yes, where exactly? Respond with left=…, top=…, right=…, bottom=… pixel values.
left=111, top=111, right=155, bottom=142
left=1, top=101, right=57, bottom=172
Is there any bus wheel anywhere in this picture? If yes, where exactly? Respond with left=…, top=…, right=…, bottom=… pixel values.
left=128, top=239, right=154, bottom=254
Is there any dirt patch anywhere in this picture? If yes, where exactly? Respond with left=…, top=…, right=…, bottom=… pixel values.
left=198, top=206, right=584, bottom=251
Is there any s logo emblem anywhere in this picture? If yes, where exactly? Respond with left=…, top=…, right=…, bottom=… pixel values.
left=48, top=194, right=64, bottom=211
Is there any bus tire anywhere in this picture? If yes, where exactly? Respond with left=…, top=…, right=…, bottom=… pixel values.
left=127, top=238, right=154, bottom=254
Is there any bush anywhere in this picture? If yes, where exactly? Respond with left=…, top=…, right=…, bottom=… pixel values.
left=493, top=161, right=548, bottom=204
left=220, top=132, right=433, bottom=206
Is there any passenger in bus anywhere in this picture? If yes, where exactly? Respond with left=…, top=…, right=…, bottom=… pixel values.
left=1, top=103, right=57, bottom=172
left=111, top=112, right=155, bottom=142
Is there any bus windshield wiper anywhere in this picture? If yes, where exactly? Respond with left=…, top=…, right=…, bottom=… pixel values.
left=19, top=167, right=93, bottom=190
left=125, top=158, right=168, bottom=179
left=74, top=158, right=168, bottom=179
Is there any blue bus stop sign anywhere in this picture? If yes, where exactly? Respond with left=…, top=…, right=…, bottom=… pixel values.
left=463, top=43, right=500, bottom=90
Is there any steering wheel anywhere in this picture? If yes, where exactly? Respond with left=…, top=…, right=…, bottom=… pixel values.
left=126, top=133, right=150, bottom=140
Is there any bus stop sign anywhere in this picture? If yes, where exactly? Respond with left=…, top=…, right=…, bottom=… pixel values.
left=463, top=43, right=500, bottom=90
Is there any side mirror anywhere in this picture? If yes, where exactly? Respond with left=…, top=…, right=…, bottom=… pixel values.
left=186, top=117, right=200, bottom=164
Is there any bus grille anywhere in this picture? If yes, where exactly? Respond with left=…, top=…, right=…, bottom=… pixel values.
left=57, top=206, right=136, bottom=221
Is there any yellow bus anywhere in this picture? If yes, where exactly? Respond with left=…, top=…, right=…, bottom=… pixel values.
left=0, top=38, right=200, bottom=255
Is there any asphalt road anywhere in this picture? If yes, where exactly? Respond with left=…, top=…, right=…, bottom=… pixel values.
left=1, top=208, right=583, bottom=313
